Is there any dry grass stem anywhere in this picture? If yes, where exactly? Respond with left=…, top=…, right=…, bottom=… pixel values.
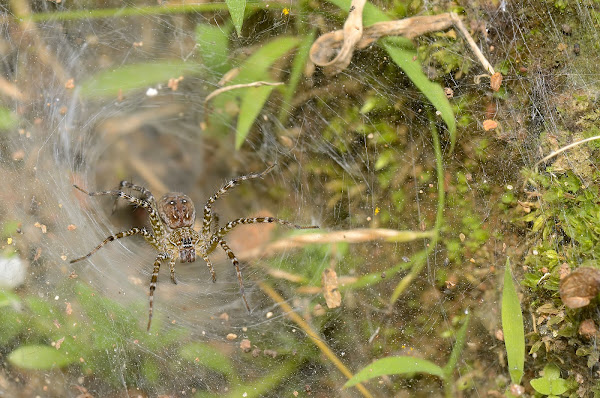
left=203, top=81, right=284, bottom=104
left=535, top=135, right=600, bottom=170
left=237, top=228, right=434, bottom=261
left=258, top=282, right=374, bottom=398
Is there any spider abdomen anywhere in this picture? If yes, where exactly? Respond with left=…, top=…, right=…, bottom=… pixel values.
left=179, top=247, right=196, bottom=263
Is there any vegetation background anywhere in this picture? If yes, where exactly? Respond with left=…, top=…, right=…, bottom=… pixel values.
left=0, top=0, right=599, bottom=396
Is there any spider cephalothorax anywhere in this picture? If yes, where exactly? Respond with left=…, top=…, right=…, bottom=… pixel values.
left=159, top=193, right=196, bottom=228
left=159, top=193, right=198, bottom=262
left=70, top=165, right=317, bottom=330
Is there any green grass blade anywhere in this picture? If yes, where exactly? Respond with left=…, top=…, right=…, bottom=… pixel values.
left=381, top=38, right=456, bottom=150
left=344, top=356, right=444, bottom=388
left=223, top=360, right=298, bottom=398
left=278, top=29, right=316, bottom=123
left=443, top=312, right=471, bottom=377
left=226, top=0, right=246, bottom=36
left=233, top=36, right=300, bottom=84
left=8, top=345, right=76, bottom=370
left=502, top=257, right=525, bottom=384
left=196, top=23, right=232, bottom=75
left=236, top=85, right=276, bottom=149
left=80, top=61, right=199, bottom=99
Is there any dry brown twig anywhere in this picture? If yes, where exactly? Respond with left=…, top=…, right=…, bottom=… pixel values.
left=310, top=0, right=495, bottom=77
left=237, top=228, right=433, bottom=262
left=202, top=81, right=284, bottom=128
left=203, top=81, right=285, bottom=104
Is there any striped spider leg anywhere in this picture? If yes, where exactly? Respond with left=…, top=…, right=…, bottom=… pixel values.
left=71, top=165, right=318, bottom=331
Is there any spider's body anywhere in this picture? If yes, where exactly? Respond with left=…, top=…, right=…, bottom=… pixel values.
left=71, top=165, right=317, bottom=330
left=159, top=193, right=199, bottom=263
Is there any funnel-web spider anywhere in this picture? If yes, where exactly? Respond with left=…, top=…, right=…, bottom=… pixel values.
left=71, top=165, right=317, bottom=330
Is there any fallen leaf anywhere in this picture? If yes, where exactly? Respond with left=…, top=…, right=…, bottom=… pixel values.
left=322, top=268, right=342, bottom=308
left=490, top=72, right=502, bottom=91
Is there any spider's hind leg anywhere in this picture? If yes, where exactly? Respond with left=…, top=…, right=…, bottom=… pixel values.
left=200, top=253, right=217, bottom=283
left=218, top=239, right=251, bottom=312
left=169, top=258, right=177, bottom=285
left=148, top=253, right=169, bottom=331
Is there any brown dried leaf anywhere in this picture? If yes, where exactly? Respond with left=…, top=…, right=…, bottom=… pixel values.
left=322, top=268, right=342, bottom=308
left=490, top=72, right=502, bottom=91
left=560, top=267, right=600, bottom=309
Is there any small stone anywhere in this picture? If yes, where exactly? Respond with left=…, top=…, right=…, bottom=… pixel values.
left=495, top=329, right=504, bottom=341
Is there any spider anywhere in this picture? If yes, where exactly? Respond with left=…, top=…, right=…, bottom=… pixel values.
left=70, top=165, right=317, bottom=330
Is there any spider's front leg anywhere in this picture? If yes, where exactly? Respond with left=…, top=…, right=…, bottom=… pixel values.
left=201, top=164, right=276, bottom=237
left=111, top=180, right=157, bottom=214
left=73, top=184, right=167, bottom=242
left=205, top=217, right=318, bottom=254
left=70, top=227, right=157, bottom=263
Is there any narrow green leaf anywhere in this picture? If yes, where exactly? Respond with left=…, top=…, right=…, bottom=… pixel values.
left=196, top=23, right=232, bottom=75
left=0, top=107, right=18, bottom=130
left=206, top=36, right=299, bottom=142
left=381, top=38, right=456, bottom=150
left=80, top=61, right=199, bottom=98
left=233, top=36, right=300, bottom=84
left=236, top=85, right=275, bottom=149
left=179, top=342, right=234, bottom=375
left=502, top=257, right=525, bottom=384
left=223, top=360, right=298, bottom=398
left=226, top=0, right=246, bottom=36
left=8, top=345, right=76, bottom=370
left=279, top=29, right=317, bottom=122
left=443, top=312, right=471, bottom=377
left=344, top=356, right=444, bottom=388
